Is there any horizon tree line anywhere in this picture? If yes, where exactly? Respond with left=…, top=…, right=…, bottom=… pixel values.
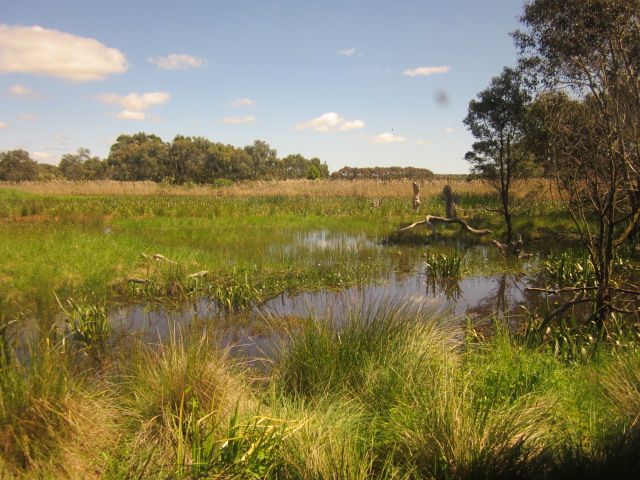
left=0, top=133, right=437, bottom=184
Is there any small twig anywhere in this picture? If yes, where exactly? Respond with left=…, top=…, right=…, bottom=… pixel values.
left=128, top=277, right=151, bottom=284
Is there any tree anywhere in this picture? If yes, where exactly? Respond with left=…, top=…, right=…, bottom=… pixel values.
left=167, top=135, right=207, bottom=184
left=463, top=67, right=533, bottom=243
left=59, top=148, right=104, bottom=181
left=244, top=140, right=277, bottom=180
left=0, top=149, right=38, bottom=182
left=515, top=0, right=640, bottom=327
left=107, top=133, right=168, bottom=181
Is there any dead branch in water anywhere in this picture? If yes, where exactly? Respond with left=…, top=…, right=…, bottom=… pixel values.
left=397, top=215, right=492, bottom=236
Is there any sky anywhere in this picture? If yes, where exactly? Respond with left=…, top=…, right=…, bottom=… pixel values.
left=0, top=0, right=525, bottom=174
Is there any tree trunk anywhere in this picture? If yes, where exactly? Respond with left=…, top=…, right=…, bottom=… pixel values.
left=442, top=185, right=458, bottom=219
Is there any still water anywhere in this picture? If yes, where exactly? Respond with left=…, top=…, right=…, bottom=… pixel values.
left=110, top=236, right=548, bottom=362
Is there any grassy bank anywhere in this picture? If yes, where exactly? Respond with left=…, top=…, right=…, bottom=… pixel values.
left=1, top=302, right=638, bottom=479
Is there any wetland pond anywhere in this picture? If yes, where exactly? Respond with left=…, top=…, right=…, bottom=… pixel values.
left=109, top=230, right=552, bottom=364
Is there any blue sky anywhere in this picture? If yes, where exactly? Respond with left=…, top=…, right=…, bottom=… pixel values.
left=1, top=0, right=524, bottom=174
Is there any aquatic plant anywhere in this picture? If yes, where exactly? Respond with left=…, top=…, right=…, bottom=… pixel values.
left=58, top=296, right=111, bottom=347
left=541, top=250, right=597, bottom=288
left=424, top=249, right=466, bottom=278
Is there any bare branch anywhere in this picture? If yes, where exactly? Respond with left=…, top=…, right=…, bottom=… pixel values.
left=397, top=215, right=492, bottom=236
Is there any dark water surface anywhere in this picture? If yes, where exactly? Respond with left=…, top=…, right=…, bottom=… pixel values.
left=110, top=238, right=549, bottom=363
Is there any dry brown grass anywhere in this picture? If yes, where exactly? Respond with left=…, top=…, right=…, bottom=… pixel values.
left=0, top=178, right=554, bottom=198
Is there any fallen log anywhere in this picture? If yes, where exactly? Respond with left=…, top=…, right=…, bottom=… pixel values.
left=397, top=215, right=492, bottom=236
left=187, top=270, right=209, bottom=278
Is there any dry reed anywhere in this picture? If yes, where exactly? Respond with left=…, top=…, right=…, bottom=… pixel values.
left=0, top=178, right=555, bottom=199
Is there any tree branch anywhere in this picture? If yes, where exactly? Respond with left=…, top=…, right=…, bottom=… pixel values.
left=397, top=215, right=492, bottom=236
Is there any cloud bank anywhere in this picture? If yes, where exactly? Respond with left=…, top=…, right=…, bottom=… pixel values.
left=0, top=25, right=128, bottom=81
left=148, top=53, right=207, bottom=70
left=95, top=92, right=170, bottom=121
left=402, top=66, right=450, bottom=77
left=294, top=112, right=364, bottom=132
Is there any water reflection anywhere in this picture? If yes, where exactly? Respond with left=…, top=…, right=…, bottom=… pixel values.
left=111, top=264, right=541, bottom=358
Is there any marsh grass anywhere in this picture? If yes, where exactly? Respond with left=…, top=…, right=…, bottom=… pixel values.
left=0, top=301, right=639, bottom=478
left=0, top=340, right=116, bottom=478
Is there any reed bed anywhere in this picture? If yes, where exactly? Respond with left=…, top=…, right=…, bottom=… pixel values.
left=0, top=178, right=555, bottom=199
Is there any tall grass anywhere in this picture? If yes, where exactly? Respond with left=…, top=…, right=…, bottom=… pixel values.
left=0, top=302, right=639, bottom=478
left=0, top=340, right=116, bottom=478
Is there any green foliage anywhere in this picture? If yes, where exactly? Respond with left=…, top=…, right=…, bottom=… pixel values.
left=541, top=250, right=597, bottom=287
left=174, top=400, right=284, bottom=478
left=58, top=296, right=111, bottom=347
left=424, top=249, right=466, bottom=277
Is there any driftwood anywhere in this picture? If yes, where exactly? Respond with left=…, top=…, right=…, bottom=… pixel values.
left=188, top=270, right=209, bottom=278
left=152, top=253, right=177, bottom=264
left=397, top=215, right=492, bottom=236
left=128, top=277, right=151, bottom=284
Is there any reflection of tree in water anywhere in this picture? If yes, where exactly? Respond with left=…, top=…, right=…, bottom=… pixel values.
left=472, top=273, right=541, bottom=325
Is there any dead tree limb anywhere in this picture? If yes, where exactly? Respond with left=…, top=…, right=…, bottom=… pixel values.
left=537, top=292, right=592, bottom=332
left=397, top=215, right=492, bottom=236
left=188, top=270, right=209, bottom=278
left=128, top=277, right=151, bottom=284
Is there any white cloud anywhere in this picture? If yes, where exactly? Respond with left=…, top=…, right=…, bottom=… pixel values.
left=402, top=66, right=451, bottom=77
left=223, top=115, right=257, bottom=124
left=416, top=140, right=432, bottom=145
left=369, top=132, right=408, bottom=144
left=338, top=48, right=356, bottom=56
left=294, top=112, right=365, bottom=132
left=148, top=53, right=207, bottom=70
left=9, top=84, right=39, bottom=98
left=443, top=128, right=455, bottom=133
left=0, top=25, right=128, bottom=81
left=95, top=92, right=170, bottom=120
left=225, top=97, right=257, bottom=108
left=19, top=114, right=37, bottom=120
left=115, top=110, right=146, bottom=121
left=0, top=122, right=10, bottom=129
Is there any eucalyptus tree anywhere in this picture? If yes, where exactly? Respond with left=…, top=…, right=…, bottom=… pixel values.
left=107, top=133, right=168, bottom=182
left=463, top=66, right=534, bottom=243
left=0, top=149, right=38, bottom=182
left=515, top=0, right=640, bottom=326
left=59, top=148, right=105, bottom=181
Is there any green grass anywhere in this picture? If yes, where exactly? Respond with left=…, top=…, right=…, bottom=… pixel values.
left=0, top=305, right=639, bottom=478
left=0, top=188, right=637, bottom=478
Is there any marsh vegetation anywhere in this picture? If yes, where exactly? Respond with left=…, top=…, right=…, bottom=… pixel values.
left=0, top=178, right=638, bottom=479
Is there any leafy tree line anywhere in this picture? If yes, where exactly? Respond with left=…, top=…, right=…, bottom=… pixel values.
left=0, top=134, right=331, bottom=184
left=331, top=165, right=434, bottom=181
